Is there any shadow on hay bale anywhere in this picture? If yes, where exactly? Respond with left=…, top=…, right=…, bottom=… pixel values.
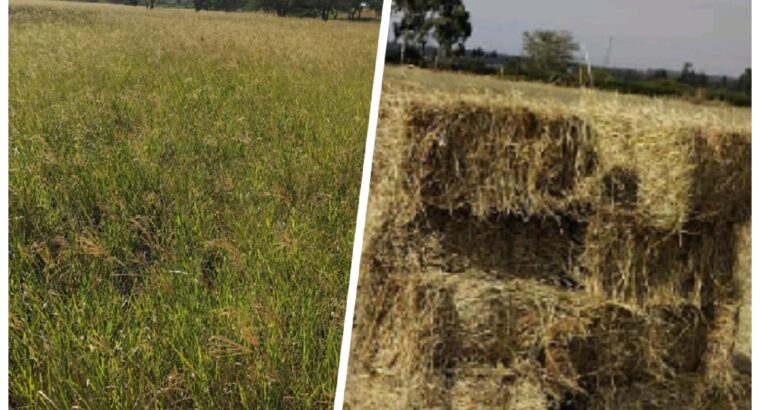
left=601, top=167, right=639, bottom=209
left=365, top=206, right=588, bottom=285
left=689, top=131, right=752, bottom=225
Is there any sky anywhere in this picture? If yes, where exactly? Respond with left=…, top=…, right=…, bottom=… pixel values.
left=457, top=0, right=751, bottom=76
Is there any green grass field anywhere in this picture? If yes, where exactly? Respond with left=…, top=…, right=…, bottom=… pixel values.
left=9, top=1, right=376, bottom=407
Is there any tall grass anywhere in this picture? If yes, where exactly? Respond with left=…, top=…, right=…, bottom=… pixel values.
left=9, top=1, right=376, bottom=407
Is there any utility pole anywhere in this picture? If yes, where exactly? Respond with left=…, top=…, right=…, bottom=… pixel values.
left=603, top=37, right=614, bottom=67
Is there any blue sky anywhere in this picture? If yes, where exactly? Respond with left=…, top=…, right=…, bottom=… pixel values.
left=445, top=0, right=750, bottom=76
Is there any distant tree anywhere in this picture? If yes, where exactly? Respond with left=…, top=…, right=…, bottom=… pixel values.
left=423, top=0, right=472, bottom=66
left=144, top=0, right=158, bottom=8
left=650, top=69, right=668, bottom=80
left=391, top=21, right=402, bottom=44
left=392, top=0, right=471, bottom=65
left=258, top=0, right=292, bottom=15
left=393, top=0, right=429, bottom=64
left=695, top=72, right=708, bottom=87
left=365, top=0, right=382, bottom=15
left=738, top=68, right=751, bottom=95
left=471, top=47, right=485, bottom=57
left=337, top=0, right=376, bottom=20
left=193, top=0, right=206, bottom=10
left=339, top=0, right=362, bottom=19
left=309, top=0, right=334, bottom=20
left=679, top=62, right=695, bottom=84
left=522, top=30, right=579, bottom=80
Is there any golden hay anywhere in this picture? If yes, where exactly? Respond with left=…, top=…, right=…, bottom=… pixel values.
left=450, top=362, right=547, bottom=410
left=400, top=94, right=750, bottom=231
left=580, top=215, right=740, bottom=307
left=349, top=271, right=716, bottom=408
left=404, top=101, right=597, bottom=217
left=347, top=83, right=750, bottom=409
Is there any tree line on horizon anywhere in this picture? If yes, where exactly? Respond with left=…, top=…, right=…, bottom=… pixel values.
left=388, top=0, right=751, bottom=106
left=114, top=0, right=382, bottom=19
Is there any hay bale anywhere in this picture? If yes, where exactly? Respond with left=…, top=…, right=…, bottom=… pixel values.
left=351, top=92, right=751, bottom=410
left=580, top=214, right=738, bottom=307
left=345, top=272, right=456, bottom=409
left=560, top=303, right=706, bottom=391
left=688, top=131, right=751, bottom=224
left=351, top=271, right=709, bottom=403
left=404, top=100, right=598, bottom=218
left=442, top=271, right=586, bottom=368
left=734, top=222, right=751, bottom=358
left=401, top=96, right=750, bottom=230
left=588, top=372, right=750, bottom=410
left=593, top=128, right=750, bottom=229
left=450, top=363, right=548, bottom=410
left=580, top=213, right=746, bottom=393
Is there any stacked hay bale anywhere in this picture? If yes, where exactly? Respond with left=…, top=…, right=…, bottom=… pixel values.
left=346, top=94, right=750, bottom=409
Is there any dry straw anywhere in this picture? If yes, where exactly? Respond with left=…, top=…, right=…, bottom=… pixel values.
left=347, top=90, right=750, bottom=409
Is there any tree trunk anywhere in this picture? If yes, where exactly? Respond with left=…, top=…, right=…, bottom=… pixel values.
left=400, top=37, right=407, bottom=65
left=435, top=42, right=449, bottom=68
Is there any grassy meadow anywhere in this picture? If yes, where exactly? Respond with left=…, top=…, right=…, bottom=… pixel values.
left=9, top=1, right=377, bottom=407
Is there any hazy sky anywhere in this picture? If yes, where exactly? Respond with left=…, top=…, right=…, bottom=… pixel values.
left=460, top=0, right=751, bottom=76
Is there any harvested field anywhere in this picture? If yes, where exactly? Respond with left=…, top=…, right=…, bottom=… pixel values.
left=346, top=67, right=751, bottom=409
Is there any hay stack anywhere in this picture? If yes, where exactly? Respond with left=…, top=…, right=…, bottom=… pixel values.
left=347, top=93, right=750, bottom=409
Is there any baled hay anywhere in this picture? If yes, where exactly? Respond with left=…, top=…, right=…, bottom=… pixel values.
left=400, top=95, right=750, bottom=230
left=733, top=222, right=751, bottom=358
left=581, top=214, right=739, bottom=307
left=346, top=272, right=455, bottom=409
left=350, top=90, right=751, bottom=409
left=593, top=126, right=750, bottom=229
left=361, top=213, right=448, bottom=276
left=688, top=131, right=751, bottom=224
left=588, top=372, right=751, bottom=410
left=350, top=271, right=709, bottom=408
left=442, top=270, right=586, bottom=370
left=440, top=272, right=706, bottom=390
left=450, top=362, right=547, bottom=410
left=403, top=100, right=597, bottom=218
left=560, top=303, right=706, bottom=390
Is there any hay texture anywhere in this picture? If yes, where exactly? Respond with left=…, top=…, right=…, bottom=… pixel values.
left=348, top=271, right=711, bottom=409
left=346, top=90, right=750, bottom=409
left=401, top=95, right=750, bottom=230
